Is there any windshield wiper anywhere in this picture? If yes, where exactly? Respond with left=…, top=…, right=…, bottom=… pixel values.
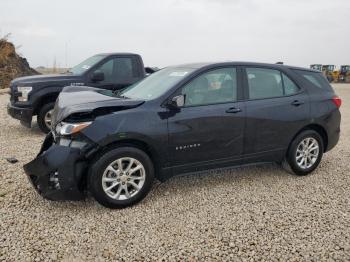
left=113, top=89, right=129, bottom=99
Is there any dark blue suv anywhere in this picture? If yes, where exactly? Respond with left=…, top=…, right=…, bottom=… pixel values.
left=24, top=62, right=341, bottom=208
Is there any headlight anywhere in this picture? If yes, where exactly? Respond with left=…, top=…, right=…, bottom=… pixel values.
left=17, top=86, right=32, bottom=102
left=56, top=121, right=92, bottom=136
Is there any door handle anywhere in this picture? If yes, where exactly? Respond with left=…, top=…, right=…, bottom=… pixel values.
left=291, top=100, right=304, bottom=106
left=226, top=107, right=242, bottom=113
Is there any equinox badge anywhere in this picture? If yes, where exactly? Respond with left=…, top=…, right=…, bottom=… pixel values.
left=176, top=143, right=201, bottom=151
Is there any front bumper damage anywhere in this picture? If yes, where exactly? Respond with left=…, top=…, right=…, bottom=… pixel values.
left=23, top=133, right=91, bottom=201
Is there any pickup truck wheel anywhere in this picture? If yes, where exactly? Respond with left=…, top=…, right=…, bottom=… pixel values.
left=37, top=102, right=55, bottom=133
left=88, top=147, right=154, bottom=209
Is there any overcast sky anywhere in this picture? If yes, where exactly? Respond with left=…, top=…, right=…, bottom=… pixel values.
left=1, top=0, right=349, bottom=68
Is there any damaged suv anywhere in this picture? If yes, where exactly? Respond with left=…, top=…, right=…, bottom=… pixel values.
left=24, top=62, right=341, bottom=208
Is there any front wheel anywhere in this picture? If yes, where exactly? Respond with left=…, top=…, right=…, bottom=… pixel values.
left=88, top=147, right=154, bottom=208
left=283, top=130, right=324, bottom=176
left=37, top=102, right=55, bottom=133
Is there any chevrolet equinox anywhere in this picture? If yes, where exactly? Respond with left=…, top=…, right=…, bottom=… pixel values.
left=24, top=62, right=341, bottom=208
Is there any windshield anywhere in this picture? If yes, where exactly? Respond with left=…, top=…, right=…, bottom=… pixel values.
left=120, top=67, right=195, bottom=100
left=69, top=55, right=106, bottom=75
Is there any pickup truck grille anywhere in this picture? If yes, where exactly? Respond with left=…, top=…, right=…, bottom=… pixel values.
left=9, top=84, right=17, bottom=103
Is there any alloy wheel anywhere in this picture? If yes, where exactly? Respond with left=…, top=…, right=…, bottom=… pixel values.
left=44, top=109, right=53, bottom=129
left=102, top=157, right=146, bottom=200
left=295, top=137, right=320, bottom=169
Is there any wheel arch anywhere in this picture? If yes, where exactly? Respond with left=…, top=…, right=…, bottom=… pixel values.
left=288, top=124, right=328, bottom=153
left=33, top=92, right=60, bottom=115
left=89, top=138, right=163, bottom=180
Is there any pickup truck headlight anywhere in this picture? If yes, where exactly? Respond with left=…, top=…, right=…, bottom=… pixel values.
left=17, top=86, right=32, bottom=102
left=56, top=121, right=92, bottom=136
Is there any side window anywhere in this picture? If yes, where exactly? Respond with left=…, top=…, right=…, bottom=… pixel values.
left=293, top=70, right=332, bottom=91
left=114, top=57, right=133, bottom=81
left=282, top=73, right=299, bottom=95
left=246, top=68, right=283, bottom=99
left=93, top=57, right=134, bottom=84
left=96, top=59, right=114, bottom=83
left=181, top=68, right=237, bottom=106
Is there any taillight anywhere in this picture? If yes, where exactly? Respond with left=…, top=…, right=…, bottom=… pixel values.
left=332, top=96, right=342, bottom=108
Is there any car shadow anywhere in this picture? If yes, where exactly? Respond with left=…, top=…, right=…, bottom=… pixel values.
left=41, top=162, right=300, bottom=211
left=50, top=163, right=298, bottom=210
left=154, top=162, right=290, bottom=193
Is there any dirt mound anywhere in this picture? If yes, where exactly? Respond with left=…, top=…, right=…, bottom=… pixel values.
left=0, top=39, right=38, bottom=89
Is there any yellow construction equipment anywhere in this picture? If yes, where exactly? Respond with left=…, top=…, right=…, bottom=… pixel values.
left=310, top=64, right=323, bottom=71
left=339, top=65, right=350, bottom=83
left=322, top=65, right=339, bottom=83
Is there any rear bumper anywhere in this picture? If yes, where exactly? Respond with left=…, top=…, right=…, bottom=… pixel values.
left=325, top=109, right=341, bottom=152
left=7, top=103, right=33, bottom=128
left=23, top=133, right=88, bottom=200
left=326, top=127, right=340, bottom=152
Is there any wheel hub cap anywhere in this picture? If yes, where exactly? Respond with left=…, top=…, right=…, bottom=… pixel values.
left=296, top=137, right=320, bottom=170
left=44, top=109, right=53, bottom=129
left=101, top=157, right=146, bottom=200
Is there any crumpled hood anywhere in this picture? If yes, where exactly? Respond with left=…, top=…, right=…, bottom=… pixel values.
left=52, top=86, right=144, bottom=125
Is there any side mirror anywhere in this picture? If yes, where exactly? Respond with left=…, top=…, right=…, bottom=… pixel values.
left=168, top=95, right=185, bottom=108
left=91, top=71, right=105, bottom=82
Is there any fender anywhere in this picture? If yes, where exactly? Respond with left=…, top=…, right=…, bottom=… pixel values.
left=31, top=86, right=64, bottom=114
left=80, top=108, right=170, bottom=174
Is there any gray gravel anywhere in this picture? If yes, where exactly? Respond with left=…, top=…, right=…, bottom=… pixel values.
left=1, top=85, right=350, bottom=261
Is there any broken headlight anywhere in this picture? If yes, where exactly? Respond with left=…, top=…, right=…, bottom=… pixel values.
left=55, top=121, right=92, bottom=136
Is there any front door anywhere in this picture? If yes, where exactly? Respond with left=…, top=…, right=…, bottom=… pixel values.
left=167, top=67, right=245, bottom=173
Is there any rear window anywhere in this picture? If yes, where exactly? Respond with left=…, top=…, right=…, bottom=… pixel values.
left=294, top=70, right=332, bottom=90
left=245, top=68, right=299, bottom=100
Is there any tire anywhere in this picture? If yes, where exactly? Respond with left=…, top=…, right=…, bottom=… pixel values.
left=88, top=146, right=154, bottom=209
left=283, top=130, right=324, bottom=176
left=37, top=102, right=55, bottom=133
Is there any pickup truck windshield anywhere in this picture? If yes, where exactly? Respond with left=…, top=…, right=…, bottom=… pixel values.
left=69, top=55, right=106, bottom=75
left=120, top=67, right=194, bottom=100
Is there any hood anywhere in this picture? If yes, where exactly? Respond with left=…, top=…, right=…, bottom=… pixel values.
left=11, top=74, right=80, bottom=86
left=52, top=86, right=145, bottom=125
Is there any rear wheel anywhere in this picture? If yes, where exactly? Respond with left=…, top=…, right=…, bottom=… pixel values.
left=37, top=102, right=55, bottom=133
left=283, top=130, right=324, bottom=176
left=88, top=147, right=154, bottom=208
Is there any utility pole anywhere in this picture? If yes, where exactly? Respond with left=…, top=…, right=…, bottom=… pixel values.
left=53, top=57, right=57, bottom=73
left=65, top=42, right=68, bottom=68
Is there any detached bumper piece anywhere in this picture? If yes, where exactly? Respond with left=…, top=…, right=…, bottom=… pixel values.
left=7, top=103, right=33, bottom=128
left=23, top=133, right=87, bottom=200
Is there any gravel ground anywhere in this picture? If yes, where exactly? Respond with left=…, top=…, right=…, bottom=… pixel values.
left=0, top=84, right=349, bottom=261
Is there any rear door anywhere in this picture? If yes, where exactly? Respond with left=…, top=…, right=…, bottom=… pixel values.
left=243, top=67, right=309, bottom=162
left=167, top=67, right=246, bottom=173
left=88, top=56, right=143, bottom=91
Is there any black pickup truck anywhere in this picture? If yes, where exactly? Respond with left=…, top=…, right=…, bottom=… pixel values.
left=7, top=53, right=155, bottom=133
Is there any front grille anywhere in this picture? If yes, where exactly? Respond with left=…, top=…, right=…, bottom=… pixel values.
left=9, top=84, right=17, bottom=103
